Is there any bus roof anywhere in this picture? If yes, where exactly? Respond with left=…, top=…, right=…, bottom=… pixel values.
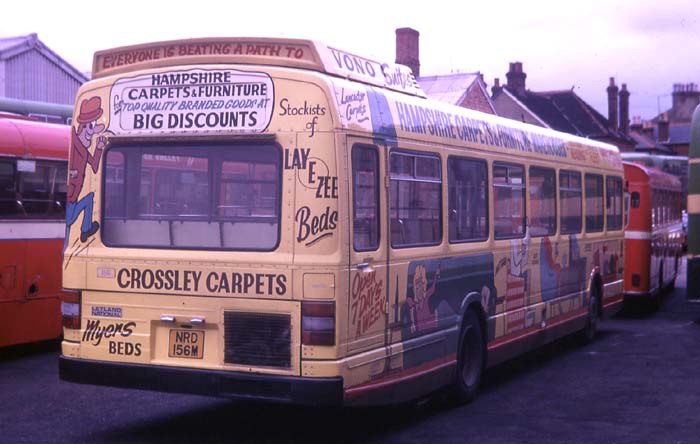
left=621, top=152, right=688, bottom=162
left=0, top=115, right=69, bottom=160
left=92, top=37, right=426, bottom=98
left=623, top=161, right=682, bottom=190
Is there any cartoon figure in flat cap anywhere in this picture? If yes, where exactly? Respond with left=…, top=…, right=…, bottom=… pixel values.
left=66, top=96, right=107, bottom=242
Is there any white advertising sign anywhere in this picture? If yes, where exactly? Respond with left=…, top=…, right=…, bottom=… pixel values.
left=108, top=68, right=274, bottom=135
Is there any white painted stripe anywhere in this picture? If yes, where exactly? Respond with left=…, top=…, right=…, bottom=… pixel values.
left=0, top=221, right=65, bottom=240
left=624, top=230, right=652, bottom=240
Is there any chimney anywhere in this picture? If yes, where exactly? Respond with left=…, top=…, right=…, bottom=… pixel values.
left=630, top=116, right=642, bottom=133
left=641, top=120, right=655, bottom=139
left=395, top=28, right=420, bottom=78
left=607, top=77, right=619, bottom=131
left=658, top=113, right=670, bottom=142
left=492, top=78, right=503, bottom=96
left=506, top=62, right=527, bottom=96
left=671, top=83, right=700, bottom=120
left=619, top=83, right=630, bottom=135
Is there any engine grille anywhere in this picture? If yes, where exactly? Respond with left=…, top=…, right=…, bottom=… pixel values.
left=224, top=311, right=291, bottom=368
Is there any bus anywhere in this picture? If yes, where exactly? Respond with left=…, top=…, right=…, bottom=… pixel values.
left=59, top=37, right=624, bottom=406
left=0, top=114, right=70, bottom=348
left=623, top=161, right=683, bottom=304
left=689, top=104, right=700, bottom=298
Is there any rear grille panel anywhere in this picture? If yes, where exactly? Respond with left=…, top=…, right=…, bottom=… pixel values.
left=224, top=311, right=291, bottom=368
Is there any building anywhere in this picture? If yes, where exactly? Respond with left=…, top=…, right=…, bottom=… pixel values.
left=645, top=83, right=700, bottom=156
left=491, top=63, right=636, bottom=152
left=0, top=33, right=87, bottom=123
left=395, top=28, right=496, bottom=115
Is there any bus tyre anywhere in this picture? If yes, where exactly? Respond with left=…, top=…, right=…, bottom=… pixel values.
left=578, top=290, right=599, bottom=345
left=452, top=310, right=485, bottom=404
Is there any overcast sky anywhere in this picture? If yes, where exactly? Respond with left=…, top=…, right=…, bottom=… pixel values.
left=2, top=0, right=699, bottom=120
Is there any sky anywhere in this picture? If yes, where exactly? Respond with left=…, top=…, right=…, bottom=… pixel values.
left=2, top=0, right=699, bottom=120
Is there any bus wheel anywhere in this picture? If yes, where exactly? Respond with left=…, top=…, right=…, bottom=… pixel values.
left=578, top=289, right=599, bottom=345
left=452, top=310, right=485, bottom=404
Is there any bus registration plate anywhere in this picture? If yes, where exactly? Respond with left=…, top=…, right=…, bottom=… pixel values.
left=168, top=329, right=204, bottom=359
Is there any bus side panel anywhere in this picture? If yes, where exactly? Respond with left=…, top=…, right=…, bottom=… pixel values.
left=0, top=238, right=63, bottom=347
left=25, top=238, right=67, bottom=301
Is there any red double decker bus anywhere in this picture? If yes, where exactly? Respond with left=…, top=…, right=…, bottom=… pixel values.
left=623, top=161, right=683, bottom=304
left=0, top=114, right=70, bottom=348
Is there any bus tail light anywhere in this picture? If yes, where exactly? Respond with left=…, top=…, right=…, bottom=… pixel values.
left=61, top=290, right=81, bottom=329
left=302, top=301, right=335, bottom=346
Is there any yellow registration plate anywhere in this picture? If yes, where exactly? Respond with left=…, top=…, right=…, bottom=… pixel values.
left=168, top=329, right=204, bottom=359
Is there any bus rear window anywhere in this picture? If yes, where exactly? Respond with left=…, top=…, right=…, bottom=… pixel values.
left=102, top=143, right=281, bottom=251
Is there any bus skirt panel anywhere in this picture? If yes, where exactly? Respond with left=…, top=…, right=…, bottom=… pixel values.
left=59, top=355, right=344, bottom=406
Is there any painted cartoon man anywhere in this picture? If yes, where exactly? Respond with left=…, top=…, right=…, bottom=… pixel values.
left=407, top=264, right=441, bottom=333
left=66, top=96, right=107, bottom=243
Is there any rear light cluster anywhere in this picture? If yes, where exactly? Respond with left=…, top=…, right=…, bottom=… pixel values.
left=301, top=301, right=335, bottom=346
left=61, top=290, right=81, bottom=329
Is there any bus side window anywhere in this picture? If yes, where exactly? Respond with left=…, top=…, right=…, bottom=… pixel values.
left=493, top=162, right=525, bottom=239
left=389, top=151, right=442, bottom=247
left=529, top=166, right=556, bottom=236
left=448, top=156, right=488, bottom=242
left=631, top=191, right=640, bottom=209
left=352, top=145, right=380, bottom=251
left=585, top=173, right=604, bottom=233
left=606, top=176, right=623, bottom=230
left=559, top=170, right=582, bottom=234
left=0, top=160, right=21, bottom=217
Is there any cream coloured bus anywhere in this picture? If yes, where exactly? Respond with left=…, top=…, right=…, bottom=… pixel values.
left=59, top=37, right=624, bottom=406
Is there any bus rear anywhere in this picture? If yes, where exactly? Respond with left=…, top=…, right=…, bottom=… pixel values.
left=59, top=38, right=362, bottom=405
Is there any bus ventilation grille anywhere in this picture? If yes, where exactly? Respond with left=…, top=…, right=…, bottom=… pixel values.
left=224, top=311, right=291, bottom=368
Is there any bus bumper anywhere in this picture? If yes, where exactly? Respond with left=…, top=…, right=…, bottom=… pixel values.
left=59, top=355, right=344, bottom=406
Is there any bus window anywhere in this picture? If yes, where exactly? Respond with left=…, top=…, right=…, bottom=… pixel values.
left=493, top=162, right=525, bottom=239
left=390, top=151, right=442, bottom=247
left=631, top=191, right=640, bottom=209
left=528, top=166, right=555, bottom=236
left=448, top=156, right=488, bottom=242
left=606, top=176, right=623, bottom=230
left=560, top=170, right=582, bottom=234
left=585, top=174, right=604, bottom=233
left=352, top=145, right=380, bottom=251
left=0, top=159, right=19, bottom=217
left=2, top=159, right=67, bottom=219
left=102, top=143, right=281, bottom=250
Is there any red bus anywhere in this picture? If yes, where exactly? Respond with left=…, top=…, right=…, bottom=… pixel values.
left=623, top=161, right=683, bottom=303
left=0, top=114, right=70, bottom=347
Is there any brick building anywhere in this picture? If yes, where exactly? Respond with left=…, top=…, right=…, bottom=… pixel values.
left=491, top=63, right=636, bottom=152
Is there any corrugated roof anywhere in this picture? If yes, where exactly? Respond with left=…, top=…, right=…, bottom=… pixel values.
left=0, top=33, right=88, bottom=83
left=0, top=35, right=33, bottom=53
